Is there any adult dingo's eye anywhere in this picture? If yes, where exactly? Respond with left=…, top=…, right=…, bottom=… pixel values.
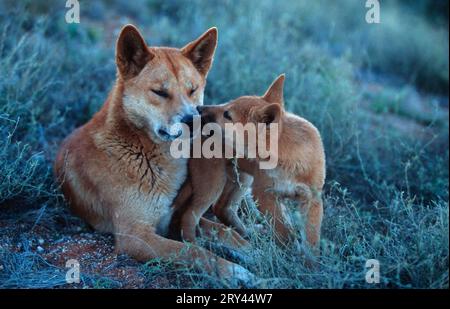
left=189, top=86, right=198, bottom=97
left=223, top=110, right=232, bottom=120
left=151, top=89, right=169, bottom=98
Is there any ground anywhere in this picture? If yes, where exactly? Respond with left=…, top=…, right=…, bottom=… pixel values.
left=0, top=0, right=448, bottom=289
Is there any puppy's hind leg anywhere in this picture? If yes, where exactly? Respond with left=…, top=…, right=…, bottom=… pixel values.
left=293, top=184, right=323, bottom=255
left=303, top=194, right=323, bottom=254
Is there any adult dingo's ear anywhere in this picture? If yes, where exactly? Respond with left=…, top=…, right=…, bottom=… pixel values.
left=252, top=103, right=282, bottom=125
left=116, top=24, right=153, bottom=79
left=182, top=27, right=218, bottom=76
left=262, top=74, right=285, bottom=106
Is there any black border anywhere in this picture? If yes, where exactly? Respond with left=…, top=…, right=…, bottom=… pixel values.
left=0, top=289, right=448, bottom=306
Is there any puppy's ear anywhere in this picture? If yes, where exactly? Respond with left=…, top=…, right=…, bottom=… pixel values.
left=116, top=25, right=153, bottom=79
left=252, top=103, right=282, bottom=125
left=182, top=27, right=218, bottom=76
left=262, top=74, right=285, bottom=106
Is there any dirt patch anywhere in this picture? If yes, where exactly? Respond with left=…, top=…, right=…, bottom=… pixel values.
left=0, top=206, right=175, bottom=288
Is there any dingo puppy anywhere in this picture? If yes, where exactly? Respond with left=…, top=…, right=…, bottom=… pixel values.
left=168, top=155, right=252, bottom=249
left=196, top=75, right=326, bottom=252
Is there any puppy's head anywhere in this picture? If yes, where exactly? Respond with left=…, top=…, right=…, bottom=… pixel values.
left=198, top=74, right=285, bottom=134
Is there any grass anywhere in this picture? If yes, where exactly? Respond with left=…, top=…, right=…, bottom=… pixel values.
left=0, top=0, right=448, bottom=288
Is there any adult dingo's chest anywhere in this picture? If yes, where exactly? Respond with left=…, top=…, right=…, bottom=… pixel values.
left=117, top=156, right=187, bottom=230
left=98, top=136, right=188, bottom=226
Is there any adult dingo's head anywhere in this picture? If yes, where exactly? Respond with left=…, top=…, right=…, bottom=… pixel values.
left=116, top=25, right=217, bottom=143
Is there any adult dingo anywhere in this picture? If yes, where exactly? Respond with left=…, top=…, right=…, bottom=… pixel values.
left=54, top=24, right=254, bottom=283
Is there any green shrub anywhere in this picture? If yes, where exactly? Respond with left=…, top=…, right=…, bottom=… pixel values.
left=0, top=0, right=447, bottom=288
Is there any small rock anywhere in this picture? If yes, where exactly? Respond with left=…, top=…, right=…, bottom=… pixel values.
left=38, top=238, right=44, bottom=245
left=37, top=246, right=44, bottom=253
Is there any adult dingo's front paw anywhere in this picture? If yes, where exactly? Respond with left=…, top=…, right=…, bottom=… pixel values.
left=220, top=245, right=254, bottom=265
left=224, top=263, right=258, bottom=287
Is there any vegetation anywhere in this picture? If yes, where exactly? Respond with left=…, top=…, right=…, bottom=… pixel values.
left=0, top=0, right=448, bottom=288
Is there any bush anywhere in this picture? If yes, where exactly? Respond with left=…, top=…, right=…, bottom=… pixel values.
left=0, top=0, right=447, bottom=288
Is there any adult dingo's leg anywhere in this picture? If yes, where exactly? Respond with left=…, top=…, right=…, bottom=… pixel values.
left=114, top=224, right=254, bottom=283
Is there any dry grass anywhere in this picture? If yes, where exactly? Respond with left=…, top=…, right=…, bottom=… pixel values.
left=0, top=0, right=448, bottom=288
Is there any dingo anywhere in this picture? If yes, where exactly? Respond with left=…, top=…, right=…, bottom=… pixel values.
left=54, top=24, right=254, bottom=283
left=187, top=75, right=326, bottom=252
